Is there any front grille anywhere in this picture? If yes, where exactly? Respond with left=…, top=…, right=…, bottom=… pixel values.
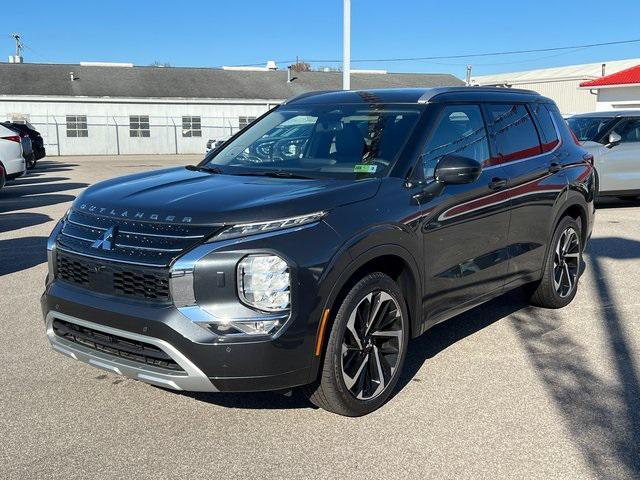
left=56, top=251, right=170, bottom=302
left=52, top=319, right=183, bottom=372
left=57, top=209, right=220, bottom=267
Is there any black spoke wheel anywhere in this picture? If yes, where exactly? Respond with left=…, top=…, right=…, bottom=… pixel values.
left=528, top=216, right=582, bottom=308
left=552, top=227, right=580, bottom=298
left=341, top=291, right=403, bottom=400
left=304, top=272, right=409, bottom=416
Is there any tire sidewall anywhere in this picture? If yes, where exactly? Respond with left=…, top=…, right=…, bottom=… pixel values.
left=325, top=273, right=410, bottom=416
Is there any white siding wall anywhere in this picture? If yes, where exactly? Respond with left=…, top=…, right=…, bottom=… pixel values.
left=475, top=79, right=597, bottom=115
left=595, top=86, right=640, bottom=111
left=0, top=97, right=279, bottom=156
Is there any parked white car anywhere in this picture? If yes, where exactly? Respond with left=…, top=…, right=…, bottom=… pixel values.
left=0, top=124, right=27, bottom=190
left=567, top=110, right=640, bottom=199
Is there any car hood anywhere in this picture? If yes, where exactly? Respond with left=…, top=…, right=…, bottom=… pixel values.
left=73, top=166, right=380, bottom=225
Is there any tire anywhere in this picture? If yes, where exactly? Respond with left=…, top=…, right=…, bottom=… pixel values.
left=0, top=166, right=5, bottom=191
left=528, top=216, right=582, bottom=308
left=305, top=272, right=410, bottom=416
left=26, top=155, right=37, bottom=170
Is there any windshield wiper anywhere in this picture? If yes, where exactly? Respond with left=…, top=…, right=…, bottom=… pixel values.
left=186, top=165, right=224, bottom=174
left=235, top=170, right=313, bottom=179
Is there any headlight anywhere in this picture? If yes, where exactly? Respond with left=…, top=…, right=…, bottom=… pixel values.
left=213, top=211, right=326, bottom=241
left=237, top=254, right=290, bottom=312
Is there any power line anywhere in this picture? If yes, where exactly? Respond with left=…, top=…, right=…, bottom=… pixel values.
left=229, top=37, right=640, bottom=67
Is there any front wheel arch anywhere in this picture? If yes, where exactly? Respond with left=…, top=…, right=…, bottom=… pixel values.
left=317, top=245, right=422, bottom=359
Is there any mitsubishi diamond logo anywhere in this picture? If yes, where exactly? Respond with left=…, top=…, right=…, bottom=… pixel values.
left=92, top=226, right=117, bottom=251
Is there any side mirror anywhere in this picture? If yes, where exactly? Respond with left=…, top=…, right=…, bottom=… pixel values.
left=434, top=154, right=482, bottom=185
left=606, top=131, right=622, bottom=148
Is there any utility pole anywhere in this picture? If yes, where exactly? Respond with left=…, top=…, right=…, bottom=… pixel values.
left=10, top=33, right=24, bottom=63
left=342, top=0, right=351, bottom=90
left=12, top=33, right=23, bottom=58
left=465, top=65, right=472, bottom=86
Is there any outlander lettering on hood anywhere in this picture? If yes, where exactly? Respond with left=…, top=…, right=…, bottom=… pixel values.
left=78, top=203, right=193, bottom=223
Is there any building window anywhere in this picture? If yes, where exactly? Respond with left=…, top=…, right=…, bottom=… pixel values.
left=182, top=116, right=202, bottom=137
left=238, top=116, right=257, bottom=130
left=130, top=115, right=150, bottom=137
left=66, top=115, right=88, bottom=137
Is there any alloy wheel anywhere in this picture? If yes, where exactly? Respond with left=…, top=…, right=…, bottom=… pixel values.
left=341, top=291, right=404, bottom=400
left=553, top=227, right=580, bottom=298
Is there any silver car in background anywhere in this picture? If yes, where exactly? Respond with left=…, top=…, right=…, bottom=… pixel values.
left=567, top=110, right=640, bottom=199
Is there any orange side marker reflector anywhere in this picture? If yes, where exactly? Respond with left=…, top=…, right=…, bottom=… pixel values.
left=315, top=309, right=331, bottom=356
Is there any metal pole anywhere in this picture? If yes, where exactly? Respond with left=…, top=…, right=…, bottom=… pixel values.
left=466, top=65, right=472, bottom=86
left=113, top=117, right=120, bottom=155
left=342, top=0, right=351, bottom=90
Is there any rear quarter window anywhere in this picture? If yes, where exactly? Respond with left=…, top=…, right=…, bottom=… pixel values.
left=531, top=103, right=560, bottom=152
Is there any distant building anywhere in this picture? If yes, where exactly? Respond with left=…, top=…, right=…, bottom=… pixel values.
left=579, top=64, right=640, bottom=111
left=0, top=62, right=462, bottom=156
left=471, top=58, right=640, bottom=115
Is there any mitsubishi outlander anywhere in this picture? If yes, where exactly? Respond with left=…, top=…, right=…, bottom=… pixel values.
left=42, top=87, right=596, bottom=416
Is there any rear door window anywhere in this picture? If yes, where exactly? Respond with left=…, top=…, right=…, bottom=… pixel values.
left=531, top=103, right=560, bottom=152
left=486, top=104, right=542, bottom=164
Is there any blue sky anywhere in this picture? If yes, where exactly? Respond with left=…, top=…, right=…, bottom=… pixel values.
left=2, top=0, right=640, bottom=79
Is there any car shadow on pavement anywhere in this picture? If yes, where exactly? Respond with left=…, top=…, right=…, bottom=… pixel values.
left=185, top=388, right=313, bottom=410
left=0, top=212, right=52, bottom=233
left=596, top=196, right=640, bottom=209
left=0, top=170, right=86, bottom=214
left=0, top=236, right=48, bottom=276
left=509, top=237, right=640, bottom=480
left=32, top=160, right=80, bottom=173
left=9, top=176, right=71, bottom=186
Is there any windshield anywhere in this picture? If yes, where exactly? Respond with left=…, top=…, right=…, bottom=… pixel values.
left=567, top=116, right=616, bottom=142
left=201, top=104, right=423, bottom=179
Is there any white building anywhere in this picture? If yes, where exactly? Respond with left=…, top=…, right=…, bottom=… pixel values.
left=0, top=62, right=462, bottom=156
left=471, top=58, right=640, bottom=115
left=579, top=64, right=640, bottom=111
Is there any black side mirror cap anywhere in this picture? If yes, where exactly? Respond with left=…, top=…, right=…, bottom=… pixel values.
left=434, top=154, right=483, bottom=185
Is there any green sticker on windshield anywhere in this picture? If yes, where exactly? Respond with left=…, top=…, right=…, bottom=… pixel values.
left=354, top=164, right=377, bottom=174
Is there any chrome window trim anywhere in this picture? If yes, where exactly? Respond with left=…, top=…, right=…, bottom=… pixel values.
left=484, top=103, right=563, bottom=171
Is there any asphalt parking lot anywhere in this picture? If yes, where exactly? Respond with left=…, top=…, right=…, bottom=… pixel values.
left=1, top=155, right=639, bottom=479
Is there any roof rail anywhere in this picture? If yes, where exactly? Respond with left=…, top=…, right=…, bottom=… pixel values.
left=282, top=90, right=334, bottom=105
left=417, top=86, right=539, bottom=104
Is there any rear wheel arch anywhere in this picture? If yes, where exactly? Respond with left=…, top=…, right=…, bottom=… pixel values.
left=555, top=200, right=588, bottom=248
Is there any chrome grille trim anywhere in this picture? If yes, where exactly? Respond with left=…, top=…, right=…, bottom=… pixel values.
left=56, top=246, right=167, bottom=268
left=114, top=243, right=183, bottom=253
left=60, top=232, right=95, bottom=242
left=67, top=217, right=206, bottom=239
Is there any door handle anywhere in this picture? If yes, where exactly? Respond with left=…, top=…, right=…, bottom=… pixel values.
left=488, top=177, right=508, bottom=190
left=549, top=162, right=562, bottom=173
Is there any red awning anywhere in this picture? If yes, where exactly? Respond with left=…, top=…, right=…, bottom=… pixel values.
left=580, top=65, right=640, bottom=88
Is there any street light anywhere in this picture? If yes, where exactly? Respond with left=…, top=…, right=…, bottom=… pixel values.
left=343, top=0, right=350, bottom=90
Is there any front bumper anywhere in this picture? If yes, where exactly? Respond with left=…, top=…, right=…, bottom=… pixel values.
left=41, top=278, right=317, bottom=393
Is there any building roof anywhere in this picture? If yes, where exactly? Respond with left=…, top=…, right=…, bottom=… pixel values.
left=0, top=63, right=463, bottom=100
left=472, top=58, right=640, bottom=85
left=579, top=65, right=640, bottom=88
